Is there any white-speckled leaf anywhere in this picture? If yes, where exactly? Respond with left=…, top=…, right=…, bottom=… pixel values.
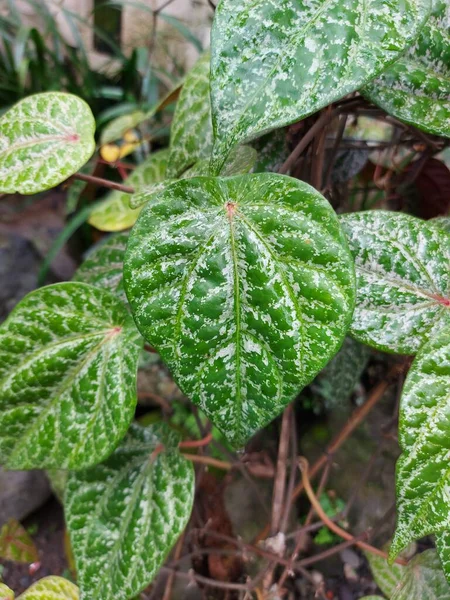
left=209, top=0, right=431, bottom=173
left=340, top=211, right=450, bottom=355
left=366, top=546, right=407, bottom=598
left=167, top=53, right=213, bottom=178
left=364, top=1, right=450, bottom=138
left=0, top=282, right=142, bottom=470
left=73, top=233, right=128, bottom=302
left=17, top=577, right=78, bottom=600
left=65, top=422, right=194, bottom=600
left=124, top=174, right=355, bottom=446
left=0, top=93, right=95, bottom=194
left=390, top=325, right=450, bottom=558
left=88, top=149, right=169, bottom=232
left=251, top=130, right=289, bottom=174
left=0, top=583, right=14, bottom=600
left=436, top=532, right=450, bottom=585
left=432, top=217, right=450, bottom=234
left=391, top=550, right=450, bottom=600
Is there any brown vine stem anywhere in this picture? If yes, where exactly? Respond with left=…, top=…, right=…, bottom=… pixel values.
left=178, top=431, right=213, bottom=450
left=72, top=172, right=135, bottom=194
left=271, top=405, right=293, bottom=535
left=298, top=457, right=408, bottom=566
left=181, top=453, right=233, bottom=471
left=162, top=530, right=185, bottom=600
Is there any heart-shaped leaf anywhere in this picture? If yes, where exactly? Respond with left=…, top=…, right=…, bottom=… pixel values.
left=0, top=282, right=142, bottom=470
left=340, top=211, right=450, bottom=354
left=65, top=422, right=194, bottom=600
left=167, top=53, right=213, bottom=178
left=0, top=519, right=39, bottom=563
left=17, top=577, right=78, bottom=600
left=88, top=149, right=169, bottom=232
left=209, top=0, right=431, bottom=173
left=0, top=583, right=14, bottom=600
left=73, top=233, right=128, bottom=301
left=124, top=174, right=355, bottom=446
left=0, top=92, right=95, bottom=194
left=391, top=550, right=450, bottom=600
left=390, top=325, right=450, bottom=558
left=364, top=1, right=450, bottom=138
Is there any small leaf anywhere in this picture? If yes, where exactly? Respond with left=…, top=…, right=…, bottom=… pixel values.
left=167, top=53, right=213, bottom=178
left=65, top=422, right=194, bottom=600
left=73, top=232, right=128, bottom=301
left=0, top=584, right=14, bottom=600
left=391, top=550, right=450, bottom=600
left=364, top=1, right=450, bottom=138
left=209, top=0, right=431, bottom=173
left=88, top=149, right=169, bottom=232
left=0, top=519, right=39, bottom=564
left=391, top=325, right=450, bottom=558
left=0, top=282, right=142, bottom=470
left=124, top=174, right=355, bottom=446
left=17, top=577, right=78, bottom=600
left=340, top=211, right=450, bottom=354
left=366, top=546, right=406, bottom=598
left=0, top=92, right=95, bottom=194
left=100, top=111, right=146, bottom=146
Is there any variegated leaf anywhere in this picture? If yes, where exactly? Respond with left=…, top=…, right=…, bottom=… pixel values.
left=436, top=531, right=450, bottom=585
left=390, top=325, right=450, bottom=558
left=391, top=550, right=450, bottom=600
left=73, top=233, right=128, bottom=301
left=251, top=130, right=289, bottom=174
left=364, top=0, right=450, bottom=138
left=209, top=0, right=431, bottom=173
left=432, top=217, right=450, bottom=234
left=17, top=577, right=78, bottom=600
left=340, top=211, right=450, bottom=354
left=100, top=111, right=146, bottom=146
left=88, top=149, right=169, bottom=232
left=0, top=519, right=39, bottom=563
left=167, top=53, right=213, bottom=178
left=0, top=93, right=95, bottom=194
left=65, top=423, right=194, bottom=600
left=0, top=583, right=14, bottom=600
left=366, top=546, right=407, bottom=598
left=124, top=174, right=355, bottom=446
left=0, top=282, right=142, bottom=470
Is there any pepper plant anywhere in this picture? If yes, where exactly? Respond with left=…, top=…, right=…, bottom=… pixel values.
left=0, top=0, right=449, bottom=598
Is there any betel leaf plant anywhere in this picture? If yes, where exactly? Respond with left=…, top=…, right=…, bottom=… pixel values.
left=0, top=0, right=449, bottom=598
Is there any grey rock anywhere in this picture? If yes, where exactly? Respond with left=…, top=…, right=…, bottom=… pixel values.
left=0, top=468, right=51, bottom=526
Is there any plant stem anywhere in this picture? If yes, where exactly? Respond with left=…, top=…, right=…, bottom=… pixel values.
left=72, top=172, right=135, bottom=194
left=179, top=431, right=213, bottom=450
left=181, top=453, right=233, bottom=471
left=271, top=405, right=292, bottom=535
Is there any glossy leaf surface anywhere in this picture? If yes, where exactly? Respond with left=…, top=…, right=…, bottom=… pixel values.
left=17, top=578, right=78, bottom=600
left=124, top=174, right=355, bottom=446
left=65, top=423, right=194, bottom=600
left=341, top=211, right=450, bottom=354
left=167, top=53, right=213, bottom=178
left=0, top=283, right=142, bottom=470
left=73, top=233, right=128, bottom=301
left=0, top=93, right=95, bottom=194
left=364, top=1, right=450, bottom=138
left=0, top=519, right=39, bottom=563
left=391, top=325, right=450, bottom=558
left=209, top=0, right=431, bottom=173
left=391, top=550, right=450, bottom=600
left=88, top=149, right=169, bottom=232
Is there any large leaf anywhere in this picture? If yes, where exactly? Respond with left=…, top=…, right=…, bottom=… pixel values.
left=364, top=1, right=450, bottom=138
left=436, top=531, right=450, bottom=585
left=124, top=173, right=355, bottom=446
left=0, top=92, right=95, bottom=194
left=366, top=546, right=406, bottom=598
left=0, top=519, right=39, bottom=563
left=167, top=53, right=213, bottom=178
left=391, top=550, right=450, bottom=600
left=390, top=325, right=450, bottom=558
left=340, top=211, right=450, bottom=355
left=73, top=233, right=128, bottom=301
left=0, top=584, right=14, bottom=600
left=65, top=423, right=194, bottom=600
left=17, top=577, right=78, bottom=600
left=209, top=0, right=431, bottom=173
left=88, top=149, right=169, bottom=232
left=0, top=283, right=142, bottom=470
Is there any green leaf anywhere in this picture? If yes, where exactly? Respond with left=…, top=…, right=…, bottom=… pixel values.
left=391, top=550, right=450, bottom=600
left=366, top=546, right=406, bottom=598
left=364, top=1, right=450, bottom=138
left=390, top=325, right=450, bottom=558
left=167, top=53, right=213, bottom=178
left=0, top=519, right=39, bottom=563
left=65, top=422, right=194, bottom=600
left=359, top=597, right=386, bottom=600
left=432, top=217, right=450, bottom=234
left=209, top=0, right=431, bottom=174
left=340, top=211, right=450, bottom=355
left=251, top=130, right=289, bottom=174
left=73, top=233, right=128, bottom=301
left=17, top=577, right=78, bottom=600
left=124, top=173, right=355, bottom=446
left=100, top=110, right=146, bottom=145
left=0, top=92, right=95, bottom=194
left=0, top=282, right=142, bottom=470
left=436, top=532, right=450, bottom=585
left=88, top=149, right=169, bottom=232
left=0, top=583, right=14, bottom=600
